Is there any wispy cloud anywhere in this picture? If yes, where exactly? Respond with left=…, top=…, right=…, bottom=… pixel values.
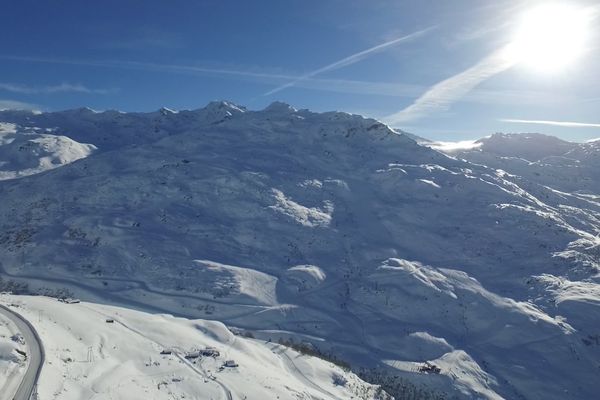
left=0, top=54, right=573, bottom=109
left=444, top=1, right=522, bottom=47
left=0, top=55, right=296, bottom=84
left=0, top=82, right=117, bottom=95
left=385, top=46, right=517, bottom=124
left=0, top=54, right=426, bottom=98
left=501, top=118, right=600, bottom=128
left=0, top=99, right=40, bottom=111
left=263, top=26, right=436, bottom=96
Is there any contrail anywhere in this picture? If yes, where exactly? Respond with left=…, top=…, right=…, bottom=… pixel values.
left=263, top=27, right=436, bottom=96
left=501, top=118, right=600, bottom=128
left=386, top=4, right=600, bottom=125
left=0, top=54, right=573, bottom=106
left=385, top=45, right=517, bottom=124
left=0, top=55, right=296, bottom=82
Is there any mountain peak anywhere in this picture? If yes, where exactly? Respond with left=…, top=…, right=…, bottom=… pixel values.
left=263, top=101, right=297, bottom=113
left=158, top=107, right=177, bottom=116
left=483, top=132, right=570, bottom=143
left=203, top=100, right=246, bottom=113
left=474, top=132, right=576, bottom=161
left=61, top=106, right=99, bottom=115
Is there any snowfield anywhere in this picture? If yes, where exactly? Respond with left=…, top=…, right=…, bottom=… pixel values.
left=193, top=259, right=279, bottom=306
left=0, top=102, right=599, bottom=399
left=0, top=294, right=384, bottom=400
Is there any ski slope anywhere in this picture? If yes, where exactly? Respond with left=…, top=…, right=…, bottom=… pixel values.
left=0, top=294, right=383, bottom=400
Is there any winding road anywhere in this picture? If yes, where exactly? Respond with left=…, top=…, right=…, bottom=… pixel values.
left=0, top=304, right=44, bottom=400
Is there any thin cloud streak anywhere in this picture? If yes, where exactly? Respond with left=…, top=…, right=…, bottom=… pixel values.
left=501, top=118, right=600, bottom=128
left=385, top=46, right=517, bottom=124
left=0, top=54, right=297, bottom=83
left=263, top=26, right=436, bottom=96
left=0, top=54, right=571, bottom=108
left=0, top=54, right=427, bottom=98
left=0, top=82, right=117, bottom=95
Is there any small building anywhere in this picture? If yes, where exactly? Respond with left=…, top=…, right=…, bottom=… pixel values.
left=223, top=360, right=238, bottom=368
left=105, top=318, right=115, bottom=323
left=185, top=351, right=201, bottom=359
left=418, top=362, right=441, bottom=374
left=160, top=349, right=173, bottom=355
left=201, top=347, right=220, bottom=357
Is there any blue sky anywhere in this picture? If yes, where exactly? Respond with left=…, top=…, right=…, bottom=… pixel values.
left=1, top=0, right=599, bottom=141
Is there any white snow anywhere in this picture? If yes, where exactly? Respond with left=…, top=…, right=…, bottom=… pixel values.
left=418, top=179, right=441, bottom=188
left=282, top=265, right=327, bottom=292
left=0, top=294, right=382, bottom=400
left=534, top=274, right=600, bottom=305
left=193, top=260, right=279, bottom=306
left=269, top=189, right=333, bottom=228
left=0, top=122, right=96, bottom=180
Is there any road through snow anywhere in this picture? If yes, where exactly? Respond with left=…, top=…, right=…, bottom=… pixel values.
left=0, top=304, right=44, bottom=400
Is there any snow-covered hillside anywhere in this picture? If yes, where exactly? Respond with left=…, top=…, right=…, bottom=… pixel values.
left=0, top=294, right=383, bottom=400
left=0, top=122, right=96, bottom=180
left=0, top=103, right=599, bottom=399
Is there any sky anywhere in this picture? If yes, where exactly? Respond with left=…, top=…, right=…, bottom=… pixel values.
left=1, top=0, right=600, bottom=141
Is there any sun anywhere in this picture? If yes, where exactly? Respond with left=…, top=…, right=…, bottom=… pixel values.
left=506, top=3, right=591, bottom=73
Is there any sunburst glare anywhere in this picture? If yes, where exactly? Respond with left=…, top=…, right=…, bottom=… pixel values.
left=506, top=3, right=592, bottom=73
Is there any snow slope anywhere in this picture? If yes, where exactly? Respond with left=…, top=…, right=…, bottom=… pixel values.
left=0, top=122, right=96, bottom=181
left=0, top=294, right=384, bottom=400
left=0, top=103, right=599, bottom=399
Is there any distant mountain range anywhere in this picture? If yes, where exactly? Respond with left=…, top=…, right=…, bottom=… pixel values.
left=1, top=102, right=599, bottom=399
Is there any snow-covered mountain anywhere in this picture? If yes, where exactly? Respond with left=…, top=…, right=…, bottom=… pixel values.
left=466, top=132, right=576, bottom=161
left=0, top=103, right=599, bottom=399
left=436, top=132, right=600, bottom=194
